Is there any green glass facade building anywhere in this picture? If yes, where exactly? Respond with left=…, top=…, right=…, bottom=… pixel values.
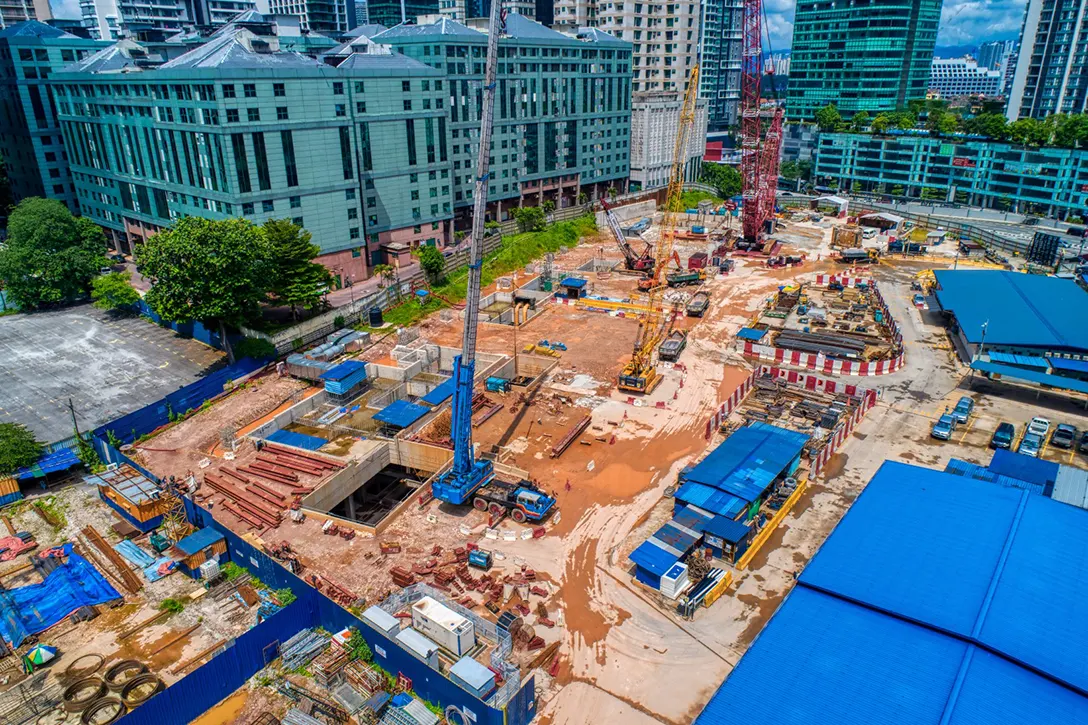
left=0, top=21, right=107, bottom=213
left=373, top=16, right=631, bottom=225
left=786, top=0, right=942, bottom=121
left=814, top=131, right=1088, bottom=218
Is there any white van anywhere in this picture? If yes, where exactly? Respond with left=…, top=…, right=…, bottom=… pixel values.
left=862, top=227, right=878, bottom=239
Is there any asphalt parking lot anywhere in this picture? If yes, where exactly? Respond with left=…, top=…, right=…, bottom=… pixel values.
left=0, top=305, right=224, bottom=443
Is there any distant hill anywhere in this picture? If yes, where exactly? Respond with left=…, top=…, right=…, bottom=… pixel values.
left=934, top=44, right=978, bottom=59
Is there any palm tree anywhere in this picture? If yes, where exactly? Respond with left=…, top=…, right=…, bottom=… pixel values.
left=372, top=264, right=395, bottom=288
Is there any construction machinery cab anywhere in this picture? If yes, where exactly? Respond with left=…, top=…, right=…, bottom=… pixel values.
left=514, top=486, right=556, bottom=520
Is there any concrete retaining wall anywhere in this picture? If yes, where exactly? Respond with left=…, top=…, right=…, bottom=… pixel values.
left=246, top=389, right=329, bottom=441
left=596, top=200, right=656, bottom=228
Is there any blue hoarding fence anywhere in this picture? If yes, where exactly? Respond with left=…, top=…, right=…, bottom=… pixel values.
left=136, top=300, right=228, bottom=350
left=115, top=500, right=535, bottom=725
left=93, top=356, right=269, bottom=446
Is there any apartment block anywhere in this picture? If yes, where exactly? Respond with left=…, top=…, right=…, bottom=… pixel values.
left=1008, top=0, right=1088, bottom=120
left=52, top=17, right=452, bottom=281
left=929, top=57, right=1004, bottom=98
left=0, top=0, right=47, bottom=30
left=373, top=16, right=631, bottom=224
left=267, top=0, right=351, bottom=34
left=366, top=0, right=439, bottom=27
left=629, top=90, right=706, bottom=190
left=814, top=131, right=1088, bottom=218
left=0, top=21, right=108, bottom=211
left=787, top=0, right=942, bottom=120
left=699, top=0, right=741, bottom=129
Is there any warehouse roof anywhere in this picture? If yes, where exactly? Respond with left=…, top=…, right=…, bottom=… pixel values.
left=986, top=448, right=1059, bottom=488
left=679, top=422, right=808, bottom=504
left=319, top=360, right=367, bottom=382
left=933, top=270, right=1088, bottom=352
left=694, top=461, right=1088, bottom=723
left=971, top=359, right=1088, bottom=393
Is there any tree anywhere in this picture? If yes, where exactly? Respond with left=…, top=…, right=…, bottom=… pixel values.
left=1008, top=117, right=1051, bottom=146
left=91, top=272, right=140, bottom=312
left=0, top=422, right=42, bottom=477
left=542, top=199, right=556, bottom=216
left=0, top=198, right=107, bottom=310
left=137, top=217, right=269, bottom=363
left=891, top=110, right=916, bottom=130
left=608, top=186, right=618, bottom=201
left=850, top=111, right=870, bottom=132
left=372, top=263, right=396, bottom=288
left=1052, top=114, right=1088, bottom=148
left=815, top=104, right=843, bottom=131
left=700, top=162, right=743, bottom=198
left=511, top=206, right=546, bottom=233
left=926, top=109, right=960, bottom=135
left=871, top=114, right=893, bottom=134
left=416, top=244, right=446, bottom=285
left=263, top=219, right=332, bottom=320
left=966, top=112, right=1009, bottom=141
left=577, top=191, right=589, bottom=206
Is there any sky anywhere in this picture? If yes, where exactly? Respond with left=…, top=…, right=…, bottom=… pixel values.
left=51, top=0, right=1029, bottom=53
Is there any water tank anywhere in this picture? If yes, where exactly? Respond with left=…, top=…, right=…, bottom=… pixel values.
left=368, top=306, right=384, bottom=327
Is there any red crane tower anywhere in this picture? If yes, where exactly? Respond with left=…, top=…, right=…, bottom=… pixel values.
left=740, top=0, right=784, bottom=244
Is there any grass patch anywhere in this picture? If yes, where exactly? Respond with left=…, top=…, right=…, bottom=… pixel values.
left=677, top=191, right=724, bottom=210
left=220, top=561, right=250, bottom=582
left=159, top=598, right=185, bottom=614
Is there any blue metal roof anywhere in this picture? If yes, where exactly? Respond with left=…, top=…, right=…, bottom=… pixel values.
left=988, top=448, right=1059, bottom=487
left=560, top=277, right=587, bottom=288
left=265, top=429, right=327, bottom=452
left=943, top=458, right=1048, bottom=496
left=933, top=270, right=1088, bottom=352
left=1048, top=356, right=1088, bottom=374
left=373, top=400, right=429, bottom=428
left=319, top=359, right=368, bottom=381
left=175, top=527, right=225, bottom=556
left=988, top=351, right=1049, bottom=368
left=15, top=447, right=81, bottom=479
left=701, top=516, right=751, bottom=544
left=628, top=539, right=679, bottom=578
left=971, top=360, right=1088, bottom=394
left=421, top=379, right=455, bottom=405
left=695, top=461, right=1088, bottom=724
left=672, top=505, right=712, bottom=532
left=680, top=423, right=808, bottom=504
left=736, top=327, right=768, bottom=341
left=654, top=522, right=699, bottom=553
left=673, top=482, right=747, bottom=519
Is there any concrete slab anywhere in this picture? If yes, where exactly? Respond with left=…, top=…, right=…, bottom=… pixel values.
left=0, top=305, right=224, bottom=443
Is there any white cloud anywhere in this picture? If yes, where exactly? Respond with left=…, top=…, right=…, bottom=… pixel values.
left=50, top=0, right=81, bottom=19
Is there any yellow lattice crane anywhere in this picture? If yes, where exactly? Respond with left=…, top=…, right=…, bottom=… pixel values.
left=617, top=65, right=700, bottom=394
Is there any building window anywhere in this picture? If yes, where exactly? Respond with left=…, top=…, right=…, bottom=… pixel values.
left=367, top=197, right=376, bottom=208
left=247, top=108, right=260, bottom=122
left=252, top=132, right=271, bottom=191
left=277, top=107, right=288, bottom=121
left=281, top=130, right=299, bottom=187
left=402, top=81, right=411, bottom=92
left=413, top=225, right=421, bottom=233
left=356, top=101, right=366, bottom=113
left=350, top=227, right=360, bottom=239
left=290, top=195, right=301, bottom=208
left=273, top=83, right=285, bottom=97
left=368, top=215, right=377, bottom=225
left=405, top=119, right=417, bottom=166
left=293, top=217, right=303, bottom=227
left=345, top=189, right=355, bottom=200
left=244, top=83, right=256, bottom=98
left=222, top=84, right=235, bottom=98
left=339, top=127, right=353, bottom=180
left=263, top=199, right=275, bottom=213
left=348, top=208, right=358, bottom=220
left=226, top=109, right=239, bottom=123
left=335, top=104, right=346, bottom=117
left=359, top=123, right=372, bottom=172
left=333, top=82, right=344, bottom=95
left=411, top=190, right=419, bottom=200
left=242, top=202, right=254, bottom=214
left=231, top=133, right=250, bottom=193
left=403, top=100, right=412, bottom=111
left=354, top=81, right=365, bottom=93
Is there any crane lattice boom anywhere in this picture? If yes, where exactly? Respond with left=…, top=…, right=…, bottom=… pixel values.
left=740, top=0, right=783, bottom=243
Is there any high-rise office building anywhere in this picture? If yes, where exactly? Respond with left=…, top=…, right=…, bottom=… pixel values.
left=929, top=57, right=1004, bottom=98
left=0, top=0, right=48, bottom=29
left=0, top=21, right=107, bottom=210
left=699, top=0, right=742, bottom=129
left=1007, top=0, right=1088, bottom=120
left=786, top=0, right=942, bottom=120
left=366, top=0, right=438, bottom=27
left=79, top=0, right=256, bottom=40
left=267, top=0, right=351, bottom=34
left=977, top=39, right=1014, bottom=71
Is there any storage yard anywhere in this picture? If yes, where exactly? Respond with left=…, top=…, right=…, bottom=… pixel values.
left=1, top=197, right=1088, bottom=725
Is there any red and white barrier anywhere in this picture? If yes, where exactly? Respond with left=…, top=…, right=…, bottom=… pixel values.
left=811, top=388, right=879, bottom=477
left=704, top=367, right=759, bottom=439
left=814, top=274, right=873, bottom=288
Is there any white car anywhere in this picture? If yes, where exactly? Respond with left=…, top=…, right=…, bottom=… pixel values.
left=1028, top=417, right=1051, bottom=439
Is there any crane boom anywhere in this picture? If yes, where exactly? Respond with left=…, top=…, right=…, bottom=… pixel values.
left=740, top=0, right=783, bottom=243
left=432, top=0, right=504, bottom=503
left=602, top=199, right=653, bottom=272
left=618, top=65, right=700, bottom=394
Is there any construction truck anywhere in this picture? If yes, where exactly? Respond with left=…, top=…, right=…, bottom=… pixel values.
left=837, top=248, right=879, bottom=265
left=666, top=269, right=707, bottom=287
left=469, top=479, right=556, bottom=523
left=658, top=330, right=688, bottom=362
left=686, top=291, right=710, bottom=317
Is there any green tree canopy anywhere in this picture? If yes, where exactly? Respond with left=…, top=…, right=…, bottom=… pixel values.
left=870, top=114, right=893, bottom=134
left=416, top=244, right=446, bottom=285
left=1008, top=117, right=1052, bottom=146
left=511, top=206, right=546, bottom=233
left=700, top=162, right=742, bottom=198
left=926, top=109, right=960, bottom=135
left=0, top=198, right=107, bottom=310
left=815, top=104, right=843, bottom=131
left=91, top=271, right=140, bottom=311
left=1051, top=114, right=1088, bottom=148
left=850, top=111, right=870, bottom=132
left=0, top=422, right=42, bottom=477
left=137, top=217, right=270, bottom=363
left=263, top=219, right=332, bottom=320
left=965, top=112, right=1009, bottom=141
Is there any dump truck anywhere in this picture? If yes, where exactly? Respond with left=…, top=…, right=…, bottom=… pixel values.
left=837, top=248, right=879, bottom=265
left=686, top=291, right=710, bottom=317
left=666, top=269, right=706, bottom=287
left=469, top=479, right=556, bottom=523
left=658, top=330, right=688, bottom=361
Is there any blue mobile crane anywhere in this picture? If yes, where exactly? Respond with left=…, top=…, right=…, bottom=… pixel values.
left=430, top=2, right=555, bottom=525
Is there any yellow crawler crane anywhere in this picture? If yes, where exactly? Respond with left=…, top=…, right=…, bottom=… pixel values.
left=617, top=65, right=700, bottom=394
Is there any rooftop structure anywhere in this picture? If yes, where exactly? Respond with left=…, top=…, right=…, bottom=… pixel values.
left=694, top=460, right=1088, bottom=723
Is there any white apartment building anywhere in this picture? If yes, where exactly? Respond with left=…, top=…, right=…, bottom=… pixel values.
left=0, top=0, right=48, bottom=29
left=630, top=91, right=707, bottom=189
left=929, top=57, right=1003, bottom=98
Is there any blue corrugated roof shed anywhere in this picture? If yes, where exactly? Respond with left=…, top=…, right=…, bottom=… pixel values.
left=373, top=400, right=429, bottom=428
left=736, top=327, right=768, bottom=341
left=933, top=270, right=1088, bottom=352
left=628, top=539, right=680, bottom=578
left=679, top=423, right=808, bottom=504
left=673, top=482, right=747, bottom=519
left=560, top=277, right=587, bottom=288
left=701, top=516, right=751, bottom=544
left=320, top=359, right=367, bottom=381
left=15, top=448, right=81, bottom=479
left=694, top=461, right=1088, bottom=724
left=944, top=458, right=1048, bottom=495
left=672, top=505, right=712, bottom=532
left=988, top=351, right=1049, bottom=368
left=1049, top=356, right=1088, bottom=374
left=971, top=359, right=1088, bottom=393
left=987, top=448, right=1059, bottom=488
left=421, top=379, right=455, bottom=405
left=175, top=527, right=225, bottom=556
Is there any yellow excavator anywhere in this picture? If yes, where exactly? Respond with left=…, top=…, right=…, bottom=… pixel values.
left=617, top=65, right=700, bottom=394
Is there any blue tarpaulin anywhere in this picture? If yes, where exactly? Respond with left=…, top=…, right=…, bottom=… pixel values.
left=374, top=400, right=429, bottom=428
left=14, top=448, right=81, bottom=480
left=265, top=429, right=328, bottom=451
left=114, top=540, right=175, bottom=582
left=422, top=379, right=455, bottom=405
left=0, top=544, right=120, bottom=646
left=560, top=277, right=587, bottom=288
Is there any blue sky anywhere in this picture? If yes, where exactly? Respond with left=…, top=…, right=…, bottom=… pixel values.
left=764, top=0, right=1029, bottom=52
left=51, top=0, right=1028, bottom=53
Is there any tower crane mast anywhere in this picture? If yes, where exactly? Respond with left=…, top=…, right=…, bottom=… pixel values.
left=740, top=0, right=783, bottom=244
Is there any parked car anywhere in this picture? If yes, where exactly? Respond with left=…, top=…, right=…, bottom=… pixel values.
left=1079, top=431, right=1088, bottom=454
left=932, top=414, right=957, bottom=441
left=990, top=422, right=1015, bottom=450
left=1052, top=424, right=1078, bottom=449
left=913, top=294, right=926, bottom=308
left=1027, top=417, right=1051, bottom=439
left=951, top=397, right=974, bottom=424
left=1019, top=432, right=1043, bottom=457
